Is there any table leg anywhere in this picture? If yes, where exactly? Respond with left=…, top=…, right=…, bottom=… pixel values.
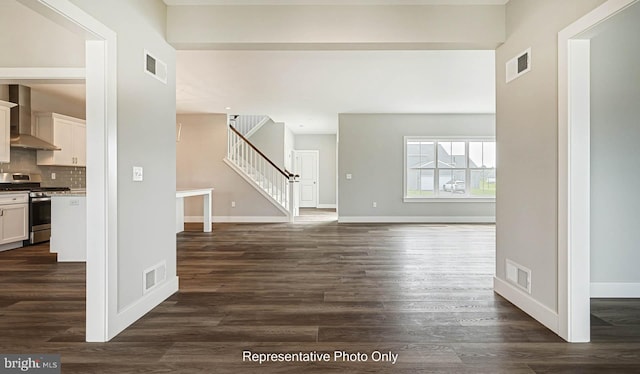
left=203, top=192, right=212, bottom=232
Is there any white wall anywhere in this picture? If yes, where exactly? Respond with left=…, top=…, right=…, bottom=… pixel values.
left=295, top=134, right=336, bottom=207
left=176, top=114, right=287, bottom=220
left=167, top=4, right=505, bottom=50
left=0, top=1, right=84, bottom=67
left=284, top=126, right=295, bottom=171
left=67, top=0, right=178, bottom=313
left=590, top=2, right=640, bottom=294
left=248, top=119, right=285, bottom=168
left=338, top=114, right=495, bottom=221
left=495, top=0, right=606, bottom=312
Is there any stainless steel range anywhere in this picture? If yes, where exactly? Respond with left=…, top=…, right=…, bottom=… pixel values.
left=0, top=173, right=70, bottom=245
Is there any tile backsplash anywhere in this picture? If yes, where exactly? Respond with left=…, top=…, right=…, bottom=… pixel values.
left=0, top=148, right=85, bottom=189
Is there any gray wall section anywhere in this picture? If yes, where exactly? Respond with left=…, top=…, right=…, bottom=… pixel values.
left=495, top=0, right=606, bottom=311
left=284, top=126, right=295, bottom=171
left=69, top=0, right=177, bottom=310
left=248, top=119, right=285, bottom=168
left=176, top=114, right=286, bottom=218
left=338, top=113, right=495, bottom=218
left=590, top=2, right=640, bottom=284
left=295, top=134, right=337, bottom=206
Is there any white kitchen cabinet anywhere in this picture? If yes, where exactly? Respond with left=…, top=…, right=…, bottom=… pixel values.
left=0, top=100, right=17, bottom=163
left=0, top=193, right=29, bottom=246
left=35, top=112, right=86, bottom=167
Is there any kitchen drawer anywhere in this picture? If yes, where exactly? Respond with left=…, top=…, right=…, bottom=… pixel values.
left=0, top=193, right=28, bottom=205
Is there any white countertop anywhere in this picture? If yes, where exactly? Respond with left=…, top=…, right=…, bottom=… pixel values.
left=0, top=191, right=29, bottom=195
left=176, top=188, right=214, bottom=198
left=50, top=189, right=86, bottom=197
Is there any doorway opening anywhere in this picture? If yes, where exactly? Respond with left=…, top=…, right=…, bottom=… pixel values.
left=559, top=0, right=640, bottom=342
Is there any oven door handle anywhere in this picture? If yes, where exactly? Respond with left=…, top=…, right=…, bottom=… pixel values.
left=31, top=197, right=52, bottom=202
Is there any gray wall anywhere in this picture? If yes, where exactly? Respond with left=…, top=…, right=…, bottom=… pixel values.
left=69, top=0, right=177, bottom=311
left=295, top=134, right=337, bottom=206
left=248, top=119, right=285, bottom=168
left=338, top=114, right=495, bottom=219
left=176, top=114, right=286, bottom=218
left=284, top=126, right=295, bottom=171
left=590, top=2, right=640, bottom=286
left=495, top=0, right=606, bottom=311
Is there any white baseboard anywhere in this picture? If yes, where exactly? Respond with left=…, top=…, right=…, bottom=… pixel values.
left=591, top=282, right=640, bottom=298
left=184, top=215, right=288, bottom=223
left=109, top=276, right=179, bottom=340
left=493, top=276, right=559, bottom=334
left=317, top=204, right=337, bottom=209
left=337, top=216, right=495, bottom=223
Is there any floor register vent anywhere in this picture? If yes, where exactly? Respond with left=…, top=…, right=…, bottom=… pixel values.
left=506, top=259, right=531, bottom=294
left=143, top=261, right=167, bottom=293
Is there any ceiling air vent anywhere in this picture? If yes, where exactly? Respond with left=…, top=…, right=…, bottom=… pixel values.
left=144, top=50, right=167, bottom=84
left=506, top=48, right=531, bottom=83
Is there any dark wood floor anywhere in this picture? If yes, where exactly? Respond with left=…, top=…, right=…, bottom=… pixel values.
left=1, top=222, right=639, bottom=373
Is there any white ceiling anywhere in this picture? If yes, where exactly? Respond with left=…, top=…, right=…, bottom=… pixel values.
left=165, top=0, right=508, bottom=5
left=176, top=50, right=495, bottom=134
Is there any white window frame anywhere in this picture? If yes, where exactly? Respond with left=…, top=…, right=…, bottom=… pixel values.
left=403, top=136, right=496, bottom=203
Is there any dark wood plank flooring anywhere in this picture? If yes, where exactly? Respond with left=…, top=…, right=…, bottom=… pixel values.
left=1, top=222, right=639, bottom=373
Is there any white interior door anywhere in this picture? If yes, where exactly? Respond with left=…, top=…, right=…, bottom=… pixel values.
left=296, top=150, right=319, bottom=208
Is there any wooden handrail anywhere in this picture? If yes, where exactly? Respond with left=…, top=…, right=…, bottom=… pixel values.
left=229, top=125, right=291, bottom=179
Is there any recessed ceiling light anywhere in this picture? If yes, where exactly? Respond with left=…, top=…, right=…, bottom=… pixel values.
left=225, top=107, right=231, bottom=110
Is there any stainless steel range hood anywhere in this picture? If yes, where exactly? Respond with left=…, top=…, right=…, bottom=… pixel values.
left=9, top=85, right=61, bottom=151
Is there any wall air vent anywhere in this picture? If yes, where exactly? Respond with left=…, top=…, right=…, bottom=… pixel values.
left=143, top=261, right=167, bottom=293
left=144, top=50, right=167, bottom=84
left=506, top=48, right=531, bottom=83
left=506, top=259, right=532, bottom=294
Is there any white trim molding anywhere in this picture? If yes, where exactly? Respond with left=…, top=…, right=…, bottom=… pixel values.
left=110, top=277, right=179, bottom=335
left=338, top=216, right=495, bottom=223
left=591, top=282, right=640, bottom=298
left=557, top=0, right=639, bottom=343
left=13, top=0, right=120, bottom=343
left=185, top=215, right=289, bottom=223
left=317, top=204, right=337, bottom=209
left=494, top=277, right=559, bottom=334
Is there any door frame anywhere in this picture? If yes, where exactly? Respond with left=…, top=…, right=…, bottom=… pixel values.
left=294, top=150, right=320, bottom=208
left=557, top=0, right=638, bottom=342
left=2, top=0, right=118, bottom=342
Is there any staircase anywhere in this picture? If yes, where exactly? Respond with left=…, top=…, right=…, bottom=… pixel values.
left=224, top=121, right=299, bottom=221
left=228, top=115, right=269, bottom=138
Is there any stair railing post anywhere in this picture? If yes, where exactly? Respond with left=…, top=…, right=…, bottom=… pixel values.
left=288, top=175, right=300, bottom=222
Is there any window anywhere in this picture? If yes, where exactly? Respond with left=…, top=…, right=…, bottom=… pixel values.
left=405, top=138, right=496, bottom=200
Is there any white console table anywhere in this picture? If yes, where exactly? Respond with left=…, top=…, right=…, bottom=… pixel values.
left=176, top=188, right=213, bottom=233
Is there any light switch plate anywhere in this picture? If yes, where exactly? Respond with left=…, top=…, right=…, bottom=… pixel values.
left=133, top=166, right=144, bottom=182
left=346, top=174, right=352, bottom=180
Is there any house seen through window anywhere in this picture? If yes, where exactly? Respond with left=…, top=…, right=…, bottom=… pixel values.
left=405, top=138, right=496, bottom=199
